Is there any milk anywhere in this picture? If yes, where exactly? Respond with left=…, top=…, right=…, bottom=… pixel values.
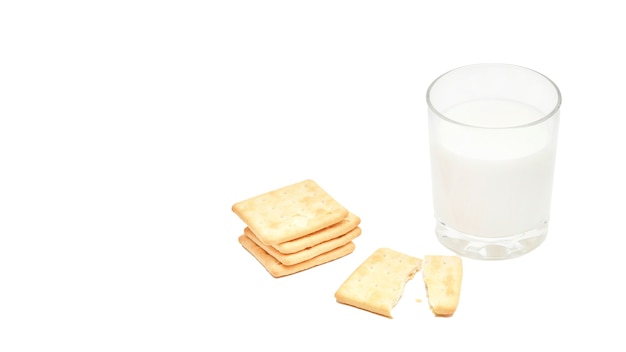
left=429, top=99, right=559, bottom=238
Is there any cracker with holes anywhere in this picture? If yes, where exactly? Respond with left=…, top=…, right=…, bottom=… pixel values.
left=422, top=255, right=463, bottom=317
left=334, top=248, right=422, bottom=318
left=232, top=179, right=349, bottom=245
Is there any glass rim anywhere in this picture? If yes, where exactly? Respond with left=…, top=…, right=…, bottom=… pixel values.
left=426, top=63, right=562, bottom=130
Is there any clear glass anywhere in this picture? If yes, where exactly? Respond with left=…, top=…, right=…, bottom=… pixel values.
left=426, top=63, right=561, bottom=260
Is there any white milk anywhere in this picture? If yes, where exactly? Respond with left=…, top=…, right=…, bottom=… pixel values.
left=429, top=99, right=558, bottom=238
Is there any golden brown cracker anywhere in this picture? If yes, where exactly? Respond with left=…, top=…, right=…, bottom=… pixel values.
left=245, top=226, right=361, bottom=266
left=422, top=255, right=463, bottom=317
left=334, top=248, right=422, bottom=318
left=238, top=234, right=355, bottom=278
left=232, top=180, right=349, bottom=245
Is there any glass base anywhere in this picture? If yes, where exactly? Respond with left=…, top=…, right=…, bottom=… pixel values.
left=435, top=221, right=548, bottom=260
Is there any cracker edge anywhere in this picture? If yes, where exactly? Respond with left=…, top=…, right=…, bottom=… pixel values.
left=245, top=226, right=362, bottom=266
left=238, top=234, right=356, bottom=278
left=271, top=212, right=361, bottom=254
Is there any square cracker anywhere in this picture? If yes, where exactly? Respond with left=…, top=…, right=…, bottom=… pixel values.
left=422, top=255, right=463, bottom=317
left=232, top=180, right=349, bottom=245
left=245, top=226, right=362, bottom=266
left=334, top=248, right=422, bottom=318
left=271, top=212, right=360, bottom=254
left=238, top=234, right=355, bottom=278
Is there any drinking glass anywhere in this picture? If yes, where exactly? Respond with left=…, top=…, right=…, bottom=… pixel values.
left=426, top=63, right=561, bottom=260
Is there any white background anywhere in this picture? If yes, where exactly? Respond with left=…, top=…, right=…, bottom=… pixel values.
left=1, top=1, right=625, bottom=351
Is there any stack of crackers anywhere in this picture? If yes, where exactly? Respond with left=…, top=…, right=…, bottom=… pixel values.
left=233, top=179, right=361, bottom=278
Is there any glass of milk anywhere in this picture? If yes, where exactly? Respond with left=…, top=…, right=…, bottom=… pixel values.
left=426, top=63, right=561, bottom=260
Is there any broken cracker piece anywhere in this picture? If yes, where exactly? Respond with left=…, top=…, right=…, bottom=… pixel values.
left=334, top=248, right=422, bottom=318
left=422, top=255, right=463, bottom=317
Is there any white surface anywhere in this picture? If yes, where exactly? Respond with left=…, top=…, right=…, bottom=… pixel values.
left=1, top=1, right=624, bottom=351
